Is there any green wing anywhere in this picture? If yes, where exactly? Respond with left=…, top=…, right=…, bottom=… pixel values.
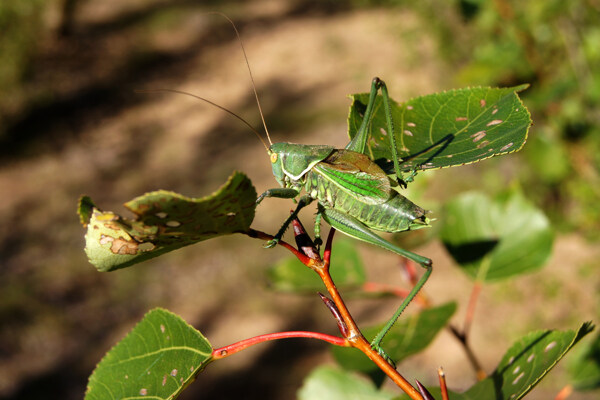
left=313, top=150, right=392, bottom=205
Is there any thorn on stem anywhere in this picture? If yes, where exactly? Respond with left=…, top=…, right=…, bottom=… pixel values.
left=438, top=367, right=450, bottom=400
left=318, top=292, right=349, bottom=338
left=415, top=380, right=435, bottom=400
left=291, top=216, right=319, bottom=260
left=322, top=228, right=336, bottom=266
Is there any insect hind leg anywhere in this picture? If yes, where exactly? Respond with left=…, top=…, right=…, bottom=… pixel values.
left=319, top=205, right=432, bottom=361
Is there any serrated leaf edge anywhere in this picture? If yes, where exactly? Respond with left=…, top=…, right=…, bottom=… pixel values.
left=85, top=307, right=213, bottom=400
left=347, top=85, right=532, bottom=170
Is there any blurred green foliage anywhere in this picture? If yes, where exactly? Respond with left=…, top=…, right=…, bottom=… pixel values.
left=0, top=1, right=45, bottom=94
left=350, top=0, right=600, bottom=237
left=446, top=0, right=600, bottom=237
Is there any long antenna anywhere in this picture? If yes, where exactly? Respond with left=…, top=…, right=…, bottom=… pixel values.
left=209, top=11, right=273, bottom=145
left=135, top=88, right=270, bottom=151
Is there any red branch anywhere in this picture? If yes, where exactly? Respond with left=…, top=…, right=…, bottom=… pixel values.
left=245, top=225, right=424, bottom=400
left=212, top=331, right=349, bottom=360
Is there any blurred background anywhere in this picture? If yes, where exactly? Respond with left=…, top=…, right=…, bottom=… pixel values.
left=0, top=0, right=598, bottom=399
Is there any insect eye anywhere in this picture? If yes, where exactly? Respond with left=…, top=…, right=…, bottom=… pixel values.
left=270, top=153, right=278, bottom=163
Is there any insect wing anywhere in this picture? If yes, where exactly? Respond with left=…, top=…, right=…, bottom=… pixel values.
left=313, top=150, right=392, bottom=205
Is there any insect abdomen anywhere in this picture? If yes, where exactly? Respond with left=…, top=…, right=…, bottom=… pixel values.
left=305, top=170, right=428, bottom=233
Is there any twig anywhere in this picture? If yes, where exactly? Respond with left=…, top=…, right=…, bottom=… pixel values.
left=211, top=330, right=349, bottom=360
left=463, top=281, right=482, bottom=339
left=247, top=223, right=424, bottom=400
left=438, top=367, right=450, bottom=400
left=554, top=384, right=573, bottom=400
left=448, top=324, right=486, bottom=380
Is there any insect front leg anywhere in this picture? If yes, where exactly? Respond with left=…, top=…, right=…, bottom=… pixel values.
left=256, top=187, right=300, bottom=204
left=319, top=205, right=432, bottom=362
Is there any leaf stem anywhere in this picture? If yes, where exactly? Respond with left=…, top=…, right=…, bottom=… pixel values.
left=554, top=384, right=573, bottom=400
left=211, top=331, right=350, bottom=360
left=464, top=280, right=482, bottom=339
left=447, top=324, right=486, bottom=380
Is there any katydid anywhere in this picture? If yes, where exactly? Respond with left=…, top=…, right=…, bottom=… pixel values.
left=255, top=78, right=432, bottom=357
left=181, top=13, right=433, bottom=360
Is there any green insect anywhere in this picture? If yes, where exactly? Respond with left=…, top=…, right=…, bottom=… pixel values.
left=187, top=13, right=528, bottom=361
left=181, top=15, right=431, bottom=358
left=255, top=77, right=431, bottom=356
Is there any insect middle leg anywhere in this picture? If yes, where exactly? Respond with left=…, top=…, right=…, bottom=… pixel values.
left=257, top=188, right=314, bottom=247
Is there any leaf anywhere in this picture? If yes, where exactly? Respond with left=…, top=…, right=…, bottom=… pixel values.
left=567, top=332, right=600, bottom=390
left=78, top=195, right=95, bottom=227
left=440, top=190, right=553, bottom=281
left=461, top=322, right=594, bottom=400
left=331, top=303, right=457, bottom=375
left=85, top=308, right=213, bottom=400
left=525, top=133, right=570, bottom=184
left=407, top=323, right=595, bottom=400
left=347, top=85, right=531, bottom=171
left=268, top=239, right=366, bottom=293
left=79, top=171, right=256, bottom=271
left=297, top=365, right=396, bottom=400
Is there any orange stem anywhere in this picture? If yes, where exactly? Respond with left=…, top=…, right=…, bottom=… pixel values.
left=248, top=225, right=423, bottom=399
left=314, top=229, right=423, bottom=400
left=212, top=331, right=349, bottom=360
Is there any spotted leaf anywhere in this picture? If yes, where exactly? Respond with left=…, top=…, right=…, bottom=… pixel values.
left=348, top=85, right=531, bottom=171
left=417, top=323, right=594, bottom=400
left=85, top=308, right=213, bottom=400
left=463, top=322, right=594, bottom=400
left=78, top=171, right=256, bottom=271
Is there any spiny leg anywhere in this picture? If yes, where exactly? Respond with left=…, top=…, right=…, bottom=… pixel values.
left=320, top=206, right=432, bottom=362
left=377, top=80, right=402, bottom=184
left=264, top=194, right=314, bottom=248
left=378, top=79, right=420, bottom=187
left=370, top=261, right=431, bottom=353
left=347, top=77, right=417, bottom=187
left=346, top=77, right=382, bottom=154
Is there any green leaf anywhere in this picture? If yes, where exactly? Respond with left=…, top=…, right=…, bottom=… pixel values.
left=568, top=332, right=600, bottom=390
left=525, top=133, right=570, bottom=184
left=462, top=322, right=594, bottom=400
left=85, top=308, right=213, bottom=400
left=78, top=195, right=95, bottom=227
left=297, top=365, right=396, bottom=400
left=331, top=303, right=457, bottom=375
left=348, top=85, right=531, bottom=171
left=410, top=323, right=595, bottom=400
left=267, top=239, right=366, bottom=293
left=79, top=171, right=256, bottom=271
left=440, top=190, right=553, bottom=281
